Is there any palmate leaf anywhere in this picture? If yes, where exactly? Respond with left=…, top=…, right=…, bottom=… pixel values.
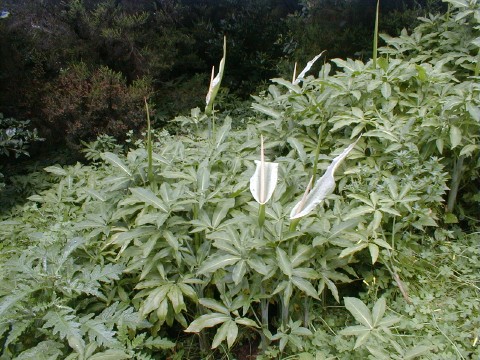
left=211, top=319, right=238, bottom=349
left=130, top=187, right=168, bottom=212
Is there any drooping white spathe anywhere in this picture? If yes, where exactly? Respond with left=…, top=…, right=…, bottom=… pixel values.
left=205, top=37, right=226, bottom=115
left=250, top=136, right=279, bottom=204
left=290, top=139, right=359, bottom=219
left=293, top=51, right=325, bottom=85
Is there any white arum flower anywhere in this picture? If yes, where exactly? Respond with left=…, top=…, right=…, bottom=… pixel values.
left=292, top=51, right=325, bottom=85
left=205, top=36, right=226, bottom=116
left=250, top=135, right=278, bottom=205
left=290, top=138, right=359, bottom=220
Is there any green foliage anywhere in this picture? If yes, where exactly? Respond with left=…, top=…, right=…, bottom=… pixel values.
left=0, top=1, right=479, bottom=359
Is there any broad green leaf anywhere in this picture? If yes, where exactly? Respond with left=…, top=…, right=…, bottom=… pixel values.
left=449, top=125, right=462, bottom=148
left=343, top=205, right=375, bottom=220
left=88, top=349, right=131, bottom=360
left=340, top=325, right=371, bottom=336
left=197, top=159, right=210, bottom=192
left=353, top=330, right=370, bottom=349
left=344, top=297, right=373, bottom=328
left=212, top=198, right=235, bottom=228
left=381, top=82, right=391, bottom=99
left=371, top=297, right=386, bottom=326
left=198, top=254, right=241, bottom=274
left=366, top=346, right=390, bottom=360
left=404, top=345, right=433, bottom=359
left=290, top=139, right=359, bottom=219
left=252, top=103, right=281, bottom=118
left=44, top=165, right=67, bottom=176
left=184, top=313, right=230, bottom=333
left=271, top=78, right=302, bottom=93
left=232, top=260, right=247, bottom=285
left=130, top=187, right=167, bottom=212
left=339, top=243, right=368, bottom=258
left=276, top=247, right=292, bottom=277
left=215, top=117, right=232, bottom=148
left=368, top=243, right=379, bottom=264
left=291, top=276, right=320, bottom=299
left=287, top=137, right=307, bottom=163
left=102, top=152, right=132, bottom=176
left=235, top=318, right=259, bottom=327
left=211, top=320, right=237, bottom=349
left=199, top=298, right=229, bottom=315
left=167, top=286, right=185, bottom=314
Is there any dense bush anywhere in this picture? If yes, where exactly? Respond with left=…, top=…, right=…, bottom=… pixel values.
left=43, top=63, right=152, bottom=148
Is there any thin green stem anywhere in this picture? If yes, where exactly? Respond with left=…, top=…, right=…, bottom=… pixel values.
left=373, top=0, right=380, bottom=68
left=144, top=98, right=154, bottom=185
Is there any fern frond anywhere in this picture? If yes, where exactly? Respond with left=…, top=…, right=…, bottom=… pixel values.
left=42, top=307, right=82, bottom=342
left=14, top=340, right=64, bottom=360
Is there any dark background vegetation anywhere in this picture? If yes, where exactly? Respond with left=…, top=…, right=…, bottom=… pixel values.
left=0, top=0, right=444, bottom=153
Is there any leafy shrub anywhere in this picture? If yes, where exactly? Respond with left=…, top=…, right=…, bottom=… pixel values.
left=43, top=63, right=152, bottom=148
left=0, top=113, right=44, bottom=189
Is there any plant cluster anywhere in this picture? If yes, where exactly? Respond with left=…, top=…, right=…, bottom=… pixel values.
left=0, top=0, right=479, bottom=359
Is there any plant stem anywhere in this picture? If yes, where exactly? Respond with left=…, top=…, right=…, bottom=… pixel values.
left=144, top=98, right=154, bottom=184
left=260, top=284, right=270, bottom=350
left=447, top=155, right=464, bottom=213
left=372, top=0, right=380, bottom=68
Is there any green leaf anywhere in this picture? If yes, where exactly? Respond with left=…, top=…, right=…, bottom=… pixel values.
left=198, top=254, right=241, bottom=274
left=343, top=205, right=375, bottom=220
left=212, top=198, right=235, bottom=228
left=344, top=297, right=373, bottom=328
left=404, top=345, right=433, bottom=359
left=291, top=276, right=320, bottom=299
left=340, top=325, right=371, bottom=336
left=199, top=298, right=229, bottom=315
left=339, top=243, right=368, bottom=258
left=381, top=82, right=391, bottom=99
left=449, top=126, right=462, bottom=148
left=276, top=247, right=292, bottom=277
left=44, top=165, right=67, bottom=176
left=185, top=313, right=230, bottom=333
left=271, top=78, right=302, bottom=93
left=287, top=137, right=307, bottom=162
left=368, top=243, right=379, bottom=264
left=232, top=260, right=247, bottom=285
left=130, top=187, right=168, bottom=212
left=102, top=152, right=132, bottom=176
left=252, top=103, right=281, bottom=118
left=88, top=349, right=131, bottom=360
left=371, top=297, right=386, bottom=326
